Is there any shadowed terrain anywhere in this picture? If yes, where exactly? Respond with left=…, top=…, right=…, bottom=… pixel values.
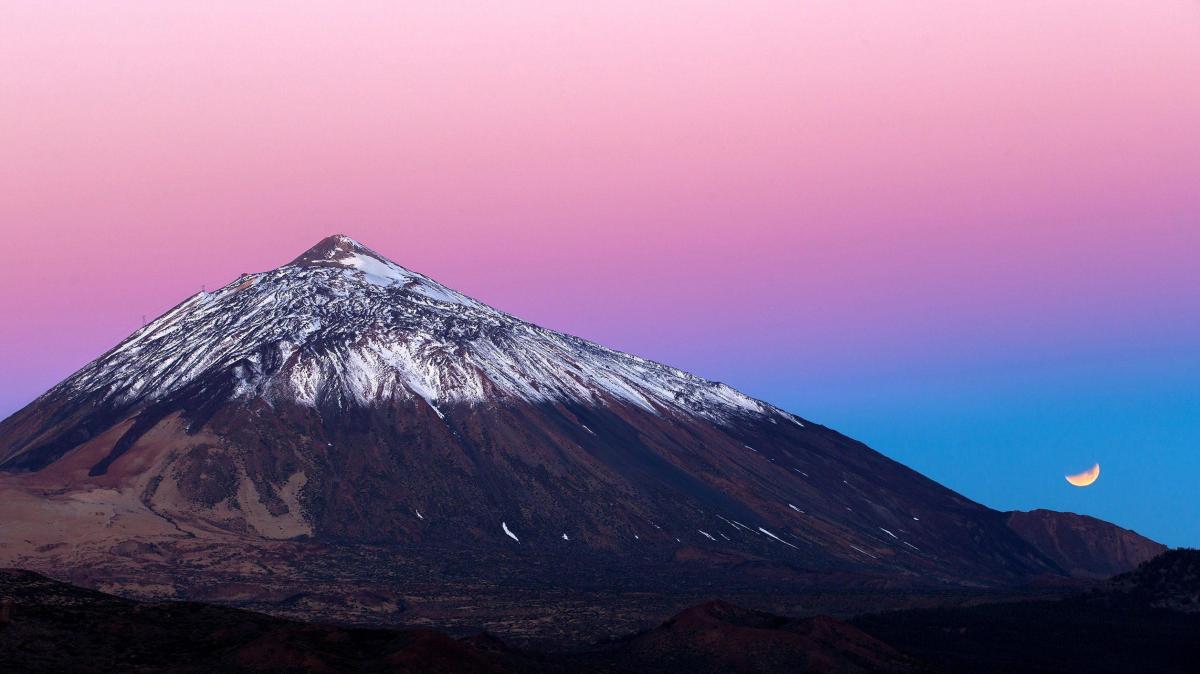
left=852, top=549, right=1200, bottom=674
left=0, top=569, right=917, bottom=673
left=5, top=551, right=1199, bottom=673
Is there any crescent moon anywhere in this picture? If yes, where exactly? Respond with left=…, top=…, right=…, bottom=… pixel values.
left=1065, top=463, right=1100, bottom=487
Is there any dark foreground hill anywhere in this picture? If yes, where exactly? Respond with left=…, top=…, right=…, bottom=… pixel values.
left=852, top=549, right=1200, bottom=674
left=571, top=600, right=922, bottom=674
left=1092, top=547, right=1200, bottom=612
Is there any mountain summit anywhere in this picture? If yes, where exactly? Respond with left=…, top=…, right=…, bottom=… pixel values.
left=2, top=234, right=783, bottom=476
left=289, top=233, right=380, bottom=265
left=0, top=235, right=1157, bottom=639
left=286, top=234, right=474, bottom=300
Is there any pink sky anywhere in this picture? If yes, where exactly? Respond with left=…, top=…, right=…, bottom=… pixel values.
left=3, top=1, right=1198, bottom=388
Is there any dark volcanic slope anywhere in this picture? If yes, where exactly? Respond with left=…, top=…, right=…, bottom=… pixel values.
left=1006, top=509, right=1166, bottom=578
left=0, top=235, right=1159, bottom=640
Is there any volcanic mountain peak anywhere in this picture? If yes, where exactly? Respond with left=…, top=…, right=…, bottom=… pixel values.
left=289, top=234, right=429, bottom=288
left=3, top=235, right=785, bottom=474
left=287, top=233, right=481, bottom=306
left=0, top=234, right=1165, bottom=636
left=289, top=233, right=378, bottom=265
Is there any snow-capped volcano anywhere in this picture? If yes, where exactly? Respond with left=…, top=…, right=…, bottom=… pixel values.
left=41, top=234, right=781, bottom=443
left=2, top=234, right=1120, bottom=629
